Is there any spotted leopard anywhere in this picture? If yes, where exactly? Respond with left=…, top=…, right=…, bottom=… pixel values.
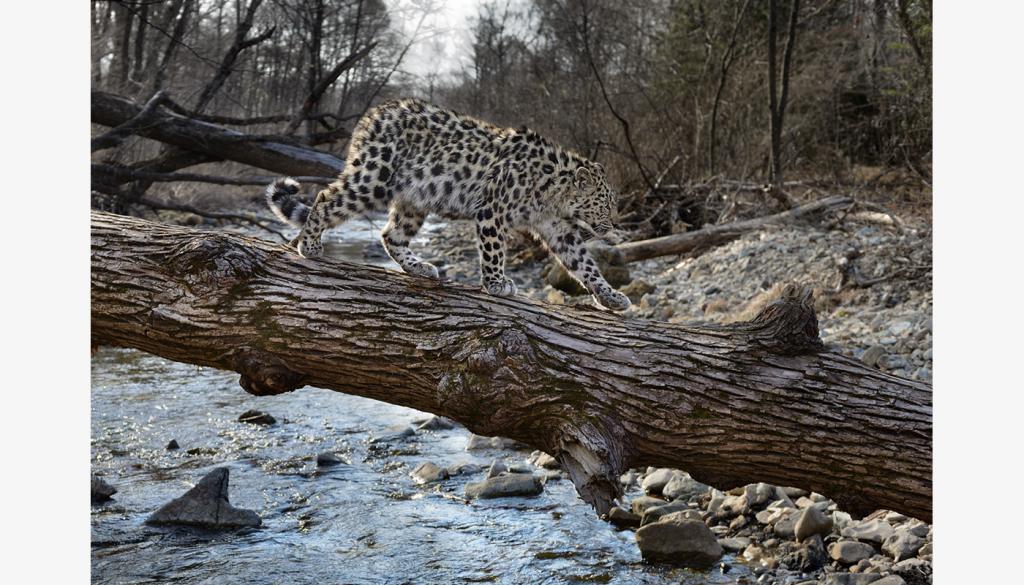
left=266, top=98, right=630, bottom=311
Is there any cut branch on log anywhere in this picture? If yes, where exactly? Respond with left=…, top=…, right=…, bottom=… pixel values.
left=616, top=195, right=852, bottom=263
left=91, top=211, right=932, bottom=522
left=91, top=91, right=345, bottom=178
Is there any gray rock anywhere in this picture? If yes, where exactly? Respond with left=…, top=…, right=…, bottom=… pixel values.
left=881, top=529, right=925, bottom=561
left=446, top=462, right=483, bottom=476
left=630, top=495, right=668, bottom=516
left=891, top=558, right=932, bottom=585
left=647, top=508, right=702, bottom=527
left=316, top=452, right=345, bottom=467
left=369, top=425, right=415, bottom=443
left=417, top=416, right=456, bottom=431
left=635, top=518, right=723, bottom=567
left=91, top=475, right=117, bottom=503
left=861, top=345, right=886, bottom=368
left=641, top=468, right=681, bottom=495
left=794, top=505, right=833, bottom=541
left=829, top=540, right=876, bottom=565
left=729, top=514, right=748, bottom=531
left=146, top=467, right=260, bottom=529
left=607, top=507, right=641, bottom=529
left=781, top=486, right=809, bottom=499
left=411, top=461, right=449, bottom=484
left=465, top=474, right=543, bottom=499
left=465, top=434, right=524, bottom=451
left=718, top=537, right=752, bottom=553
left=823, top=573, right=882, bottom=585
left=744, top=482, right=777, bottom=510
left=662, top=473, right=708, bottom=500
left=237, top=409, right=276, bottom=425
left=842, top=519, right=895, bottom=545
left=527, top=451, right=560, bottom=469
left=870, top=577, right=907, bottom=585
left=772, top=509, right=799, bottom=539
left=718, top=494, right=748, bottom=517
left=166, top=439, right=180, bottom=450
left=788, top=533, right=827, bottom=572
left=486, top=460, right=507, bottom=479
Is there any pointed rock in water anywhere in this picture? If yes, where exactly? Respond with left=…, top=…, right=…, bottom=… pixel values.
left=166, top=439, right=180, bottom=451
left=146, top=467, right=261, bottom=529
left=486, top=460, right=507, bottom=479
left=369, top=425, right=415, bottom=443
left=316, top=452, right=345, bottom=467
left=417, top=415, right=456, bottom=431
left=635, top=518, right=723, bottom=567
left=465, top=474, right=543, bottom=499
left=91, top=475, right=117, bottom=503
left=237, top=410, right=276, bottom=425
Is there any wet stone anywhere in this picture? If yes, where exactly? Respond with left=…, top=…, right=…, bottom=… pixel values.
left=411, top=461, right=449, bottom=484
left=91, top=475, right=117, bottom=503
left=607, top=507, right=641, bottom=529
left=465, top=474, right=544, bottom=499
left=369, top=425, right=415, bottom=443
left=146, top=467, right=261, bottom=529
left=635, top=518, right=723, bottom=568
left=316, top=452, right=345, bottom=467
left=237, top=410, right=276, bottom=425
left=166, top=439, right=180, bottom=451
left=417, top=416, right=457, bottom=431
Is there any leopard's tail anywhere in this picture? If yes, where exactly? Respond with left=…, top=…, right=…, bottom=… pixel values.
left=265, top=177, right=310, bottom=227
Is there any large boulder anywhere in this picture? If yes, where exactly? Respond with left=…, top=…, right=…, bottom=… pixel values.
left=635, top=518, right=723, bottom=567
left=465, top=474, right=543, bottom=499
left=146, top=467, right=261, bottom=529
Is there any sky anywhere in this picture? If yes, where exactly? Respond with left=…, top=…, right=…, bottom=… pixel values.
left=387, top=0, right=484, bottom=80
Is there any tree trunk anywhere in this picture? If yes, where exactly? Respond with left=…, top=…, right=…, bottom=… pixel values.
left=90, top=211, right=932, bottom=522
left=616, top=195, right=852, bottom=263
left=91, top=90, right=345, bottom=178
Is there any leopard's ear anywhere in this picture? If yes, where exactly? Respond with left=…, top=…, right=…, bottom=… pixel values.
left=574, top=165, right=595, bottom=190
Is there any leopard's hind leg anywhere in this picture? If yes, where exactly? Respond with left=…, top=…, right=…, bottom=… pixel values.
left=381, top=204, right=438, bottom=279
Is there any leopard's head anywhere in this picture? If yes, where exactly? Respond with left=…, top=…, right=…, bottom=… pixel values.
left=569, top=161, right=618, bottom=239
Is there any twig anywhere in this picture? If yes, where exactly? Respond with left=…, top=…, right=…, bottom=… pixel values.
left=91, top=90, right=168, bottom=152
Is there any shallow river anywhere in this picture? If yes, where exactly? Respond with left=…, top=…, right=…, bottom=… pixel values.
left=91, top=217, right=751, bottom=585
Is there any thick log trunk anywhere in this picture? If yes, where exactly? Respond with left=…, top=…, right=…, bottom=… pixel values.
left=90, top=211, right=932, bottom=522
left=91, top=91, right=345, bottom=178
left=616, top=195, right=852, bottom=263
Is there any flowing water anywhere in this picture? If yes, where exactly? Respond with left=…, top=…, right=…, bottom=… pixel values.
left=91, top=217, right=752, bottom=585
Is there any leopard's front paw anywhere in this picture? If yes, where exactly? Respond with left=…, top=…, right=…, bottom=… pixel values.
left=297, top=239, right=324, bottom=258
left=595, top=290, right=631, bottom=312
left=484, top=276, right=518, bottom=297
left=406, top=261, right=440, bottom=280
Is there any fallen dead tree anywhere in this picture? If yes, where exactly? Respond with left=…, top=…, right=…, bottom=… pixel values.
left=91, top=91, right=345, bottom=178
left=90, top=210, right=932, bottom=522
left=616, top=195, right=853, bottom=263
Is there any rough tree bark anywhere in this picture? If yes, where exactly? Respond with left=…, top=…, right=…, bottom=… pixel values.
left=90, top=211, right=932, bottom=522
left=91, top=91, right=345, bottom=178
left=616, top=195, right=852, bottom=263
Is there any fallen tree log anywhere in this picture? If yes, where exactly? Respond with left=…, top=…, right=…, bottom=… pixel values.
left=90, top=210, right=932, bottom=522
left=616, top=195, right=853, bottom=263
left=91, top=91, right=345, bottom=178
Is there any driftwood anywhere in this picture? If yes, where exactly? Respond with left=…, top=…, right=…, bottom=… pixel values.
left=90, top=211, right=932, bottom=522
left=91, top=91, right=345, bottom=178
left=616, top=195, right=853, bottom=263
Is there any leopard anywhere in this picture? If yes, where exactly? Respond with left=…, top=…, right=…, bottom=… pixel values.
left=266, top=98, right=631, bottom=312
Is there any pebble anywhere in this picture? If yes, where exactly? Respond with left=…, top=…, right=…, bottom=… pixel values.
left=166, top=439, right=180, bottom=450
left=316, top=452, right=345, bottom=467
left=410, top=461, right=449, bottom=484
left=369, top=425, right=415, bottom=443
left=829, top=540, right=876, bottom=565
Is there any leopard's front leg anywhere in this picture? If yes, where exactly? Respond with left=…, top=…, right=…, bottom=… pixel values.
left=474, top=204, right=517, bottom=297
left=540, top=220, right=630, bottom=312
